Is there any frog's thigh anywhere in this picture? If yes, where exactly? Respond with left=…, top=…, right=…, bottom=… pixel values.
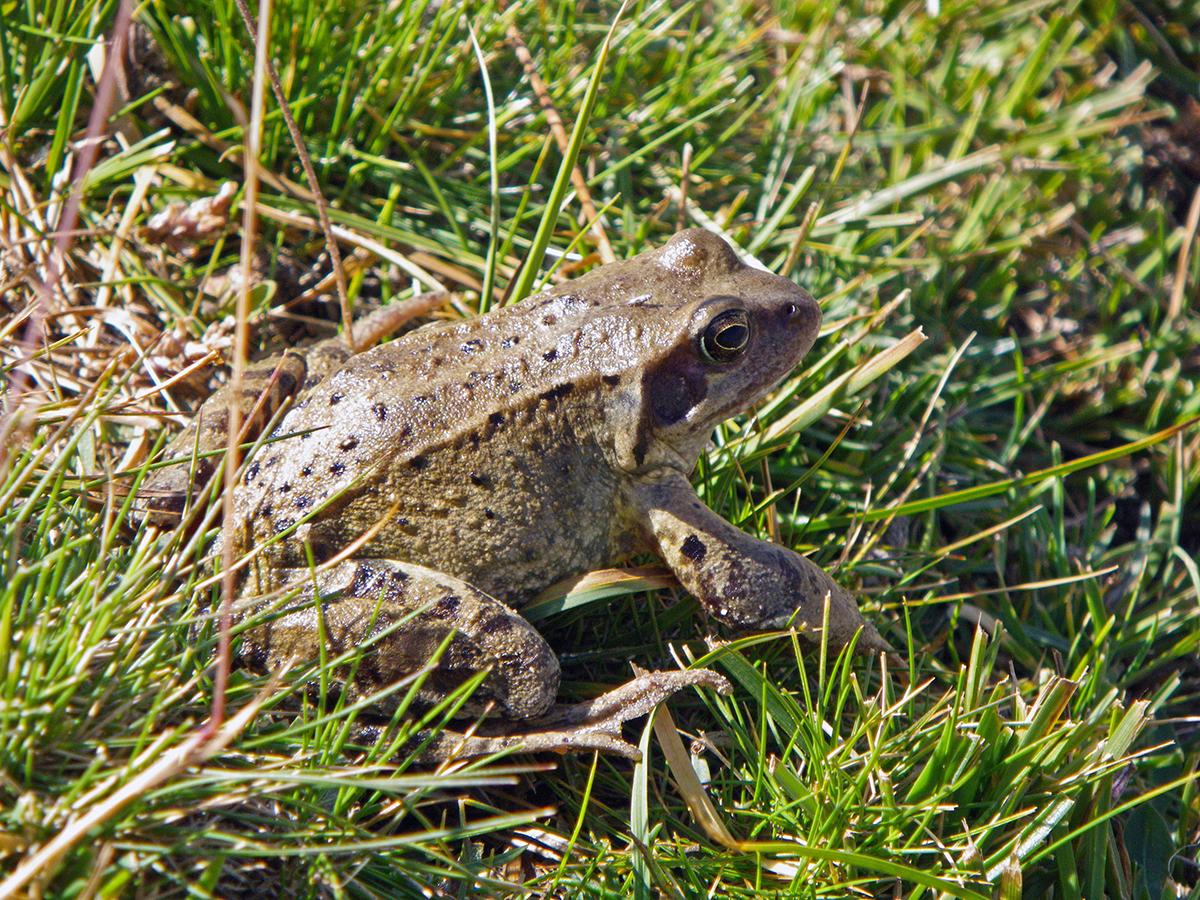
left=248, top=559, right=560, bottom=720
left=630, top=472, right=889, bottom=652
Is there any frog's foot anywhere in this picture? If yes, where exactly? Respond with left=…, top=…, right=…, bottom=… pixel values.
left=411, top=668, right=732, bottom=761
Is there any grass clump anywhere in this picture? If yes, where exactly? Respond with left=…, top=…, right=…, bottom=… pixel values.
left=1, top=0, right=1197, bottom=895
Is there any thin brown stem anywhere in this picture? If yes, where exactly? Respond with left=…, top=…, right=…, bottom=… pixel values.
left=676, top=143, right=692, bottom=234
left=507, top=24, right=615, bottom=264
left=231, top=0, right=353, bottom=349
left=1, top=0, right=133, bottom=458
left=208, top=0, right=273, bottom=739
left=1169, top=184, right=1200, bottom=321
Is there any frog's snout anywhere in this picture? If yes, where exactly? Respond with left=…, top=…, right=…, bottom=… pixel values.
left=777, top=291, right=820, bottom=337
left=756, top=283, right=820, bottom=364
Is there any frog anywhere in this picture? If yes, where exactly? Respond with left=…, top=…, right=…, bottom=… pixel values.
left=145, top=228, right=890, bottom=759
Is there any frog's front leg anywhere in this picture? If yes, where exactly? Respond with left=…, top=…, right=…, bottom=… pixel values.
left=630, top=471, right=891, bottom=654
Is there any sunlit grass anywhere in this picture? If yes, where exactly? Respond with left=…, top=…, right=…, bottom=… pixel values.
left=1, top=0, right=1197, bottom=894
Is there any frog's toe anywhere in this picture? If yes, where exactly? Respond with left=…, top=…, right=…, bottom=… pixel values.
left=769, top=584, right=896, bottom=656
left=533, top=667, right=731, bottom=730
left=413, top=727, right=645, bottom=761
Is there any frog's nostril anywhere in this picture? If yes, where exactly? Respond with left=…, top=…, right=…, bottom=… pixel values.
left=779, top=301, right=808, bottom=321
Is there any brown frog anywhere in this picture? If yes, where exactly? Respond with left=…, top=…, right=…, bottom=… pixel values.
left=147, top=229, right=889, bottom=758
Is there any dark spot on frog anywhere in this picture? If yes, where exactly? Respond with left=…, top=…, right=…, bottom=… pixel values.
left=330, top=461, right=345, bottom=475
left=339, top=436, right=359, bottom=452
left=409, top=455, right=429, bottom=470
left=258, top=502, right=273, bottom=519
left=300, top=465, right=312, bottom=477
left=279, top=482, right=291, bottom=494
left=540, top=382, right=574, bottom=408
left=372, top=402, right=387, bottom=421
left=295, top=495, right=312, bottom=510
left=509, top=381, right=522, bottom=393
left=542, top=314, right=557, bottom=326
left=484, top=508, right=496, bottom=520
left=485, top=411, right=505, bottom=437
left=330, top=392, right=344, bottom=405
left=469, top=472, right=492, bottom=488
left=479, top=612, right=511, bottom=634
left=681, top=534, right=707, bottom=562
left=390, top=569, right=408, bottom=583
left=273, top=517, right=294, bottom=535
left=501, top=336, right=520, bottom=348
left=203, top=409, right=230, bottom=431
left=460, top=338, right=484, bottom=354
left=349, top=565, right=382, bottom=598
left=435, top=594, right=460, bottom=617
left=602, top=374, right=620, bottom=386
left=543, top=349, right=557, bottom=362
left=303, top=376, right=321, bottom=389
left=246, top=461, right=260, bottom=483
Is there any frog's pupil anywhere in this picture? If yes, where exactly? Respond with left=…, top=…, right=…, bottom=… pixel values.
left=717, top=323, right=747, bottom=350
left=701, top=310, right=749, bottom=362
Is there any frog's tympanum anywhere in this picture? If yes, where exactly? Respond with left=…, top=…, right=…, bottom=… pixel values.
left=147, top=229, right=889, bottom=759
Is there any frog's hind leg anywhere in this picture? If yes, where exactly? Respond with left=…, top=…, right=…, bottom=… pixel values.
left=240, top=558, right=560, bottom=721
left=241, top=559, right=729, bottom=761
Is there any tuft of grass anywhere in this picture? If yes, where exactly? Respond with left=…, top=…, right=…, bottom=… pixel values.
left=1, top=0, right=1197, bottom=895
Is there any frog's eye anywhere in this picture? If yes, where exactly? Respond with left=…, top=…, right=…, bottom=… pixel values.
left=699, top=309, right=750, bottom=363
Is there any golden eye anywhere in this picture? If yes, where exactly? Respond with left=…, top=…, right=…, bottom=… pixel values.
left=700, top=309, right=750, bottom=363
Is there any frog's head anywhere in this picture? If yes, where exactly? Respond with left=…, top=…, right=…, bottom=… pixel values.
left=616, top=229, right=821, bottom=474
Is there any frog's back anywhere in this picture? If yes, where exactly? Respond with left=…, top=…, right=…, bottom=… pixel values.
left=238, top=287, right=666, bottom=599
